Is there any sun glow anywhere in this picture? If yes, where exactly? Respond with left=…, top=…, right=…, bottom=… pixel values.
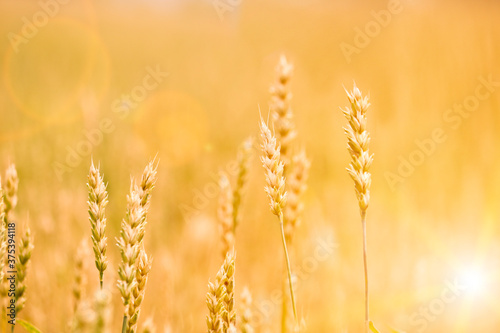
left=458, top=266, right=488, bottom=296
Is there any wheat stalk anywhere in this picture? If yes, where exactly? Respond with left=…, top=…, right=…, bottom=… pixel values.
left=342, top=83, right=373, bottom=333
left=270, top=56, right=307, bottom=332
left=259, top=119, right=298, bottom=329
left=87, top=161, right=108, bottom=289
left=270, top=55, right=297, bottom=167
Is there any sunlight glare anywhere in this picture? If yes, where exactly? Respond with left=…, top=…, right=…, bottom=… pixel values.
left=459, top=266, right=488, bottom=296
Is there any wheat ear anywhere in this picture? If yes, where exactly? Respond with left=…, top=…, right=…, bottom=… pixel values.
left=342, top=83, right=373, bottom=333
left=222, top=251, right=236, bottom=330
left=0, top=165, right=18, bottom=322
left=117, top=186, right=144, bottom=333
left=126, top=160, right=157, bottom=333
left=73, top=239, right=89, bottom=313
left=232, top=137, right=253, bottom=230
left=259, top=119, right=298, bottom=329
left=3, top=164, right=18, bottom=223
left=283, top=150, right=310, bottom=244
left=239, top=287, right=254, bottom=333
left=217, top=138, right=253, bottom=258
left=270, top=55, right=297, bottom=167
left=259, top=120, right=287, bottom=216
left=71, top=300, right=96, bottom=333
left=206, top=251, right=236, bottom=333
left=137, top=160, right=158, bottom=215
left=206, top=278, right=225, bottom=333
left=218, top=172, right=234, bottom=258
left=127, top=249, right=153, bottom=333
left=93, top=289, right=111, bottom=333
left=15, top=225, right=34, bottom=315
left=118, top=161, right=157, bottom=333
left=1, top=167, right=18, bottom=332
left=87, top=161, right=109, bottom=289
left=141, top=317, right=156, bottom=333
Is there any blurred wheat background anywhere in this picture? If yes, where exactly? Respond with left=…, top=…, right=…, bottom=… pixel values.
left=0, top=0, right=499, bottom=332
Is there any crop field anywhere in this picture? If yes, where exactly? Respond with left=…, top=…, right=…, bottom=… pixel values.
left=0, top=0, right=499, bottom=332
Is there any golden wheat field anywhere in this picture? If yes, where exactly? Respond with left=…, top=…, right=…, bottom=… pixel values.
left=0, top=0, right=499, bottom=332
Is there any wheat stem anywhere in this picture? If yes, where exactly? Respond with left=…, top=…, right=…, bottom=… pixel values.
left=279, top=212, right=297, bottom=328
left=280, top=275, right=288, bottom=333
left=122, top=315, right=128, bottom=333
left=362, top=212, right=368, bottom=333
